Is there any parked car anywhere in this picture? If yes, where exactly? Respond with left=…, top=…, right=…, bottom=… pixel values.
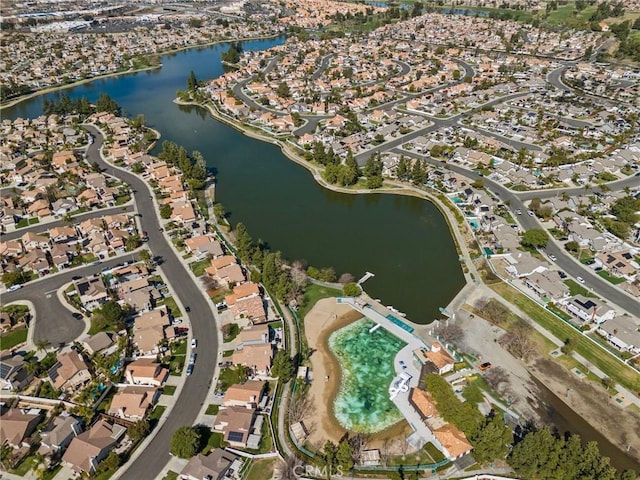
left=516, top=209, right=522, bottom=215
left=558, top=271, right=567, bottom=279
left=576, top=276, right=585, bottom=284
left=191, top=338, right=197, bottom=349
left=549, top=254, right=557, bottom=261
left=527, top=210, right=535, bottom=217
left=478, top=362, right=492, bottom=371
left=185, top=306, right=191, bottom=312
left=7, top=284, right=22, bottom=292
left=186, top=364, right=194, bottom=376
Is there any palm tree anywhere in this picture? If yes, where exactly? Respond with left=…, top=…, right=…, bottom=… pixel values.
left=35, top=339, right=50, bottom=355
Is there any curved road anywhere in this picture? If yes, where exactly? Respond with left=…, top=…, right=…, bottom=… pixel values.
left=393, top=147, right=640, bottom=318
left=83, top=125, right=219, bottom=480
left=1, top=255, right=137, bottom=346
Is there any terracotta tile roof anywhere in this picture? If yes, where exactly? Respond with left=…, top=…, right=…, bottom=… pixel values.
left=222, top=381, right=265, bottom=407
left=433, top=423, right=473, bottom=458
left=409, top=388, right=437, bottom=419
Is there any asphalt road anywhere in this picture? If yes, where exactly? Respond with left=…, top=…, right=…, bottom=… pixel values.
left=83, top=125, right=219, bottom=479
left=516, top=174, right=640, bottom=201
left=1, top=204, right=135, bottom=242
left=1, top=255, right=137, bottom=346
left=393, top=147, right=640, bottom=318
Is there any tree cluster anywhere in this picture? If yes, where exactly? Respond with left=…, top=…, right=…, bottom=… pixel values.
left=423, top=374, right=512, bottom=463
left=363, top=154, right=384, bottom=189
left=43, top=93, right=94, bottom=117
left=306, top=143, right=360, bottom=187
left=221, top=42, right=243, bottom=65
left=271, top=350, right=295, bottom=382
left=395, top=155, right=427, bottom=185
left=170, top=425, right=201, bottom=458
left=520, top=229, right=550, bottom=249
left=603, top=195, right=640, bottom=239
left=158, top=140, right=207, bottom=190
left=510, top=427, right=635, bottom=480
left=233, top=223, right=304, bottom=303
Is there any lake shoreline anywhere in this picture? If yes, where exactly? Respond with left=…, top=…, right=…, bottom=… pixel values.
left=0, top=33, right=284, bottom=110
left=174, top=96, right=468, bottom=262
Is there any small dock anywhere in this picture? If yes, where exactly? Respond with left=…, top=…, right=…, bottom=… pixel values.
left=358, top=271, right=375, bottom=285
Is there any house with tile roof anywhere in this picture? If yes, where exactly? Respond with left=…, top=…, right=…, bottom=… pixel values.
left=62, top=419, right=126, bottom=474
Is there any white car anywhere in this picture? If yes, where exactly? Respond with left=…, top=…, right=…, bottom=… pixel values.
left=549, top=254, right=557, bottom=261
left=516, top=209, right=522, bottom=215
left=191, top=338, right=197, bottom=349
left=7, top=284, right=22, bottom=292
left=576, top=276, right=585, bottom=284
left=527, top=210, right=535, bottom=217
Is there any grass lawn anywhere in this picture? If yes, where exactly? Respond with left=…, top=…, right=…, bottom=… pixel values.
left=546, top=303, right=573, bottom=322
left=564, top=279, right=596, bottom=298
left=223, top=350, right=233, bottom=357
left=296, top=283, right=342, bottom=320
left=40, top=465, right=62, bottom=480
left=171, top=339, right=187, bottom=355
left=0, top=328, right=28, bottom=350
left=11, top=454, right=38, bottom=476
left=158, top=296, right=182, bottom=318
left=217, top=367, right=246, bottom=391
left=168, top=355, right=185, bottom=376
left=115, top=194, right=131, bottom=205
left=149, top=405, right=166, bottom=429
left=161, top=472, right=179, bottom=480
left=93, top=466, right=118, bottom=480
left=162, top=385, right=177, bottom=396
left=189, top=258, right=211, bottom=277
left=199, top=428, right=224, bottom=453
left=597, top=270, right=626, bottom=285
left=205, top=404, right=219, bottom=415
left=491, top=283, right=640, bottom=392
left=245, top=459, right=277, bottom=480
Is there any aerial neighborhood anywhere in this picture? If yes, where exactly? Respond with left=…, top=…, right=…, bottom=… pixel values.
left=1, top=0, right=640, bottom=479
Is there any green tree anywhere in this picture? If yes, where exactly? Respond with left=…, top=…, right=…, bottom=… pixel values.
left=97, top=301, right=124, bottom=329
left=96, top=93, right=120, bottom=115
left=98, top=451, right=120, bottom=473
left=125, top=234, right=141, bottom=251
left=396, top=155, right=409, bottom=180
left=471, top=415, right=513, bottom=464
left=271, top=350, right=295, bottom=382
left=343, top=282, right=361, bottom=296
left=160, top=203, right=172, bottom=219
left=187, top=70, right=197, bottom=92
left=139, top=249, right=152, bottom=266
left=170, top=426, right=201, bottom=458
left=213, top=203, right=226, bottom=222
left=128, top=419, right=150, bottom=443
left=520, top=229, right=549, bottom=249
left=277, top=82, right=291, bottom=98
left=336, top=437, right=354, bottom=471
left=131, top=162, right=144, bottom=174
left=565, top=241, right=579, bottom=252
left=323, top=440, right=337, bottom=471
left=471, top=178, right=484, bottom=189
left=234, top=222, right=254, bottom=264
left=2, top=270, right=24, bottom=287
left=410, top=160, right=427, bottom=184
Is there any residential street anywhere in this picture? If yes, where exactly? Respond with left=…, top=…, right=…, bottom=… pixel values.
left=82, top=125, right=220, bottom=480
left=394, top=147, right=640, bottom=318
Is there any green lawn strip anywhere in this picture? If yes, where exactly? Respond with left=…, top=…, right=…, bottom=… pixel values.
left=168, top=355, right=185, bottom=376
left=296, top=283, right=342, bottom=321
left=199, top=429, right=224, bottom=454
left=158, top=296, right=182, bottom=318
left=171, top=339, right=187, bottom=355
left=245, top=459, right=277, bottom=480
left=564, top=279, right=596, bottom=297
left=162, top=385, right=177, bottom=396
left=161, top=471, right=179, bottom=480
left=491, top=283, right=640, bottom=391
left=0, top=328, right=28, bottom=349
left=597, top=270, right=626, bottom=285
left=10, top=454, right=38, bottom=476
left=217, top=367, right=246, bottom=391
left=189, top=258, right=211, bottom=277
left=205, top=404, right=219, bottom=415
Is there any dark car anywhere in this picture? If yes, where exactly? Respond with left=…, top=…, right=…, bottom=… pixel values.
left=185, top=306, right=191, bottom=312
left=186, top=364, right=194, bottom=376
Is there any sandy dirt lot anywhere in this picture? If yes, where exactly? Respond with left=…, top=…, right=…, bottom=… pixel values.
left=302, top=298, right=412, bottom=450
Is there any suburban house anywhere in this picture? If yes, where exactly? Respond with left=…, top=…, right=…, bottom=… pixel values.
left=563, top=295, right=616, bottom=325
left=424, top=343, right=456, bottom=375
left=48, top=351, right=92, bottom=391
left=222, top=381, right=265, bottom=409
left=63, top=419, right=126, bottom=474
left=184, top=235, right=224, bottom=259
left=504, top=252, right=548, bottom=278
left=236, top=324, right=270, bottom=347
left=595, top=250, right=639, bottom=281
left=133, top=306, right=171, bottom=355
left=108, top=386, right=159, bottom=420
left=225, top=283, right=266, bottom=324
left=179, top=450, right=242, bottom=480
left=38, top=413, right=82, bottom=457
left=206, top=255, right=246, bottom=287
left=74, top=276, right=109, bottom=311
left=231, top=344, right=273, bottom=376
left=83, top=332, right=118, bottom=356
left=597, top=316, right=640, bottom=354
left=0, top=407, right=43, bottom=448
left=124, top=358, right=169, bottom=387
left=523, top=270, right=570, bottom=301
left=213, top=406, right=257, bottom=448
left=0, top=352, right=32, bottom=391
